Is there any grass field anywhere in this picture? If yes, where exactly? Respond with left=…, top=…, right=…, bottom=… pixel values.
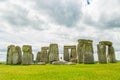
left=0, top=63, right=120, bottom=80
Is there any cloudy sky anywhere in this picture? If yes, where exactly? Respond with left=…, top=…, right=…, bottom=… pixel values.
left=0, top=0, right=120, bottom=61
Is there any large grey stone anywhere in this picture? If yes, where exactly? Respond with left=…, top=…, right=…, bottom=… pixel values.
left=36, top=52, right=41, bottom=62
left=41, top=47, right=49, bottom=63
left=64, top=48, right=69, bottom=61
left=108, top=46, right=116, bottom=63
left=97, top=44, right=107, bottom=63
left=7, top=45, right=15, bottom=64
left=97, top=41, right=116, bottom=63
left=77, top=39, right=94, bottom=64
left=49, top=44, right=59, bottom=63
left=7, top=45, right=22, bottom=64
left=63, top=45, right=77, bottom=62
left=22, top=45, right=33, bottom=64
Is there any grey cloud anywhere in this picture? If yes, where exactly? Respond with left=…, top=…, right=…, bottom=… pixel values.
left=99, top=15, right=120, bottom=28
left=1, top=4, right=46, bottom=31
left=83, top=14, right=120, bottom=30
left=35, top=0, right=82, bottom=27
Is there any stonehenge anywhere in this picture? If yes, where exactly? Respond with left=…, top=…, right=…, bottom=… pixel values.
left=36, top=52, right=41, bottom=62
left=7, top=45, right=22, bottom=64
left=97, top=41, right=116, bottom=63
left=64, top=45, right=77, bottom=62
left=77, top=39, right=94, bottom=64
left=22, top=45, right=33, bottom=64
left=6, top=39, right=116, bottom=65
left=41, top=47, right=49, bottom=63
left=49, top=44, right=59, bottom=63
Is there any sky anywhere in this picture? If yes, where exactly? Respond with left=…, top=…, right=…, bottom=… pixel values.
left=0, top=0, right=120, bottom=61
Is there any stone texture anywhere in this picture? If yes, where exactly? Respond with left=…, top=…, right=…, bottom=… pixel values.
left=64, top=48, right=69, bottom=61
left=7, top=45, right=14, bottom=64
left=77, top=43, right=84, bottom=63
left=108, top=46, right=116, bottom=63
left=49, top=44, right=59, bottom=63
left=22, top=45, right=33, bottom=64
left=97, top=44, right=107, bottom=63
left=71, top=48, right=77, bottom=60
left=16, top=46, right=22, bottom=64
left=7, top=45, right=22, bottom=64
left=77, top=39, right=94, bottom=64
left=97, top=41, right=116, bottom=63
left=52, top=61, right=67, bottom=65
left=70, top=58, right=77, bottom=63
left=36, top=52, right=41, bottom=62
left=41, top=47, right=49, bottom=63
left=99, top=41, right=112, bottom=46
left=37, top=62, right=46, bottom=65
left=83, top=41, right=94, bottom=64
left=63, top=45, right=76, bottom=62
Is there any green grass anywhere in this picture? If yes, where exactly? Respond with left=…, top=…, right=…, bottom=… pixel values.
left=0, top=63, right=120, bottom=80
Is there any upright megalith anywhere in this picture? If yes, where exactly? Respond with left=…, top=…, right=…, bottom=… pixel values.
left=97, top=44, right=107, bottom=63
left=36, top=52, right=41, bottom=62
left=108, top=46, right=116, bottom=63
left=77, top=39, right=94, bottom=64
left=97, top=41, right=116, bottom=63
left=49, top=44, right=59, bottom=63
left=7, top=45, right=22, bottom=64
left=41, top=47, right=49, bottom=63
left=63, top=45, right=77, bottom=62
left=22, top=45, right=33, bottom=64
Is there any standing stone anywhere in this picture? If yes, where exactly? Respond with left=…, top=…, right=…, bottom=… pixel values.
left=49, top=44, right=59, bottom=63
left=97, top=41, right=116, bottom=63
left=41, top=47, right=49, bottom=63
left=16, top=46, right=22, bottom=64
left=36, top=52, right=41, bottom=62
left=22, top=45, right=33, bottom=64
left=71, top=48, right=76, bottom=59
left=77, top=42, right=85, bottom=63
left=64, top=48, right=69, bottom=61
left=7, top=45, right=14, bottom=64
left=77, top=39, right=94, bottom=64
left=108, top=46, right=116, bottom=63
left=7, top=45, right=22, bottom=64
left=97, top=44, right=107, bottom=63
left=83, top=40, right=94, bottom=64
left=63, top=45, right=77, bottom=63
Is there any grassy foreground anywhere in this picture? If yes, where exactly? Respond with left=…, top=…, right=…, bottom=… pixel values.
left=0, top=63, right=120, bottom=80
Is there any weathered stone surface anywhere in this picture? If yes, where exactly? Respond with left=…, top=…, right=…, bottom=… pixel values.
left=71, top=48, right=77, bottom=59
left=36, top=52, right=41, bottom=62
left=99, top=41, right=112, bottom=46
left=70, top=58, right=77, bottom=63
left=77, top=43, right=84, bottom=63
left=16, top=46, right=22, bottom=64
left=97, top=44, right=107, bottom=63
left=49, top=44, right=59, bottom=63
left=7, top=45, right=22, bottom=64
left=97, top=41, right=116, bottom=63
left=77, top=39, right=94, bottom=64
left=108, top=46, right=116, bottom=63
left=64, top=48, right=69, bottom=61
left=52, top=61, right=67, bottom=65
left=37, top=62, right=46, bottom=65
left=22, top=45, right=33, bottom=64
left=7, top=45, right=15, bottom=64
left=84, top=41, right=94, bottom=64
left=63, top=45, right=76, bottom=62
left=41, top=47, right=49, bottom=63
